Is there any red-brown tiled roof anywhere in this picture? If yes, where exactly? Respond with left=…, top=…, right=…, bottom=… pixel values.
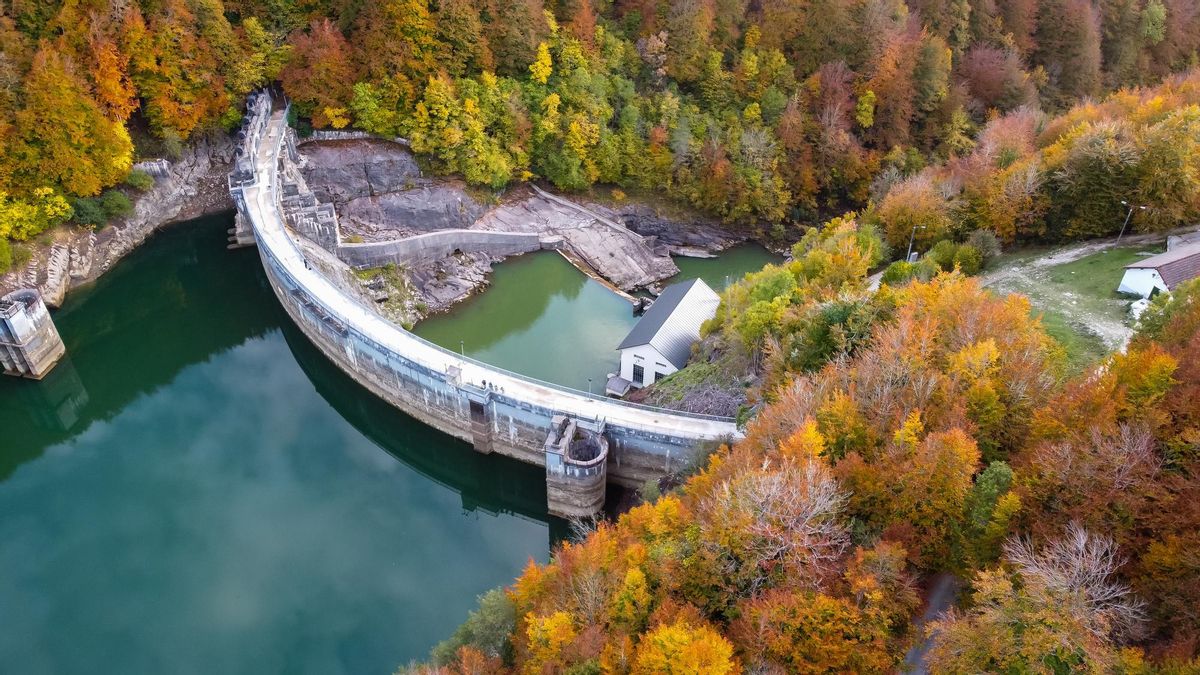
left=1125, top=242, right=1200, bottom=289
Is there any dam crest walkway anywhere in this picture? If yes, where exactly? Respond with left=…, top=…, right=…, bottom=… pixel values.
left=231, top=95, right=739, bottom=513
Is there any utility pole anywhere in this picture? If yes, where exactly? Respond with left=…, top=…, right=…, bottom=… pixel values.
left=906, top=225, right=926, bottom=261
left=1117, top=200, right=1147, bottom=244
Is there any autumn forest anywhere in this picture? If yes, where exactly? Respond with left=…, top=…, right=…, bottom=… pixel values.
left=3, top=0, right=1200, bottom=671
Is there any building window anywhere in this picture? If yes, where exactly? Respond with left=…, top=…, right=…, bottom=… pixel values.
left=632, top=364, right=645, bottom=385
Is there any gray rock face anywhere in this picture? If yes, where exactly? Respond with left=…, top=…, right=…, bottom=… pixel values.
left=477, top=194, right=678, bottom=291
left=340, top=184, right=486, bottom=236
left=1, top=133, right=236, bottom=303
left=409, top=252, right=496, bottom=313
left=299, top=139, right=422, bottom=206
left=83, top=134, right=236, bottom=285
left=609, top=203, right=741, bottom=250
left=41, top=244, right=70, bottom=307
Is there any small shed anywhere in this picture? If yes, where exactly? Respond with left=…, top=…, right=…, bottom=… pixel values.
left=611, top=279, right=720, bottom=391
left=1118, top=242, right=1200, bottom=298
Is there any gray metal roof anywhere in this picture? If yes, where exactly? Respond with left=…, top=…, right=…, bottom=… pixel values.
left=617, top=279, right=721, bottom=369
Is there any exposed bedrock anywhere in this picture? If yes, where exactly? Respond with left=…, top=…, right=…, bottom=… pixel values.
left=1, top=134, right=236, bottom=305
left=473, top=192, right=679, bottom=291
left=340, top=185, right=487, bottom=236
left=608, top=202, right=743, bottom=251
left=295, top=138, right=746, bottom=321
left=299, top=139, right=422, bottom=206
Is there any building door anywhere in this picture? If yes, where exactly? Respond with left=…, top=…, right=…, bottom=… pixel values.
left=632, top=364, right=644, bottom=385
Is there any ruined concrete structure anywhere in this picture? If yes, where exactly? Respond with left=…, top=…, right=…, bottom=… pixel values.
left=231, top=94, right=739, bottom=516
left=0, top=289, right=66, bottom=379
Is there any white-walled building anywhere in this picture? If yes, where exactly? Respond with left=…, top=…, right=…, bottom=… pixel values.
left=1118, top=242, right=1200, bottom=298
left=608, top=279, right=721, bottom=396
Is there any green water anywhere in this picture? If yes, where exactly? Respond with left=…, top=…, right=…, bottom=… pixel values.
left=0, top=213, right=553, bottom=675
left=414, top=244, right=781, bottom=390
left=415, top=252, right=639, bottom=392
left=673, top=244, right=782, bottom=292
left=0, top=217, right=776, bottom=673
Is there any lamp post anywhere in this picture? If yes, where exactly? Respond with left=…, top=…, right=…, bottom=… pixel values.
left=459, top=340, right=465, bottom=356
left=1117, top=200, right=1147, bottom=244
left=906, top=225, right=927, bottom=262
left=588, top=378, right=593, bottom=395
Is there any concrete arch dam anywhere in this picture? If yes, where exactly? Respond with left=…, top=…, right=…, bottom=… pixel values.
left=229, top=94, right=740, bottom=517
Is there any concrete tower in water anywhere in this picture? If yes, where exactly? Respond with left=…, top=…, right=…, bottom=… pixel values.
left=0, top=288, right=66, bottom=379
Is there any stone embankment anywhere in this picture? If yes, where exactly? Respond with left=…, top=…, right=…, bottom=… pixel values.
left=0, top=135, right=236, bottom=305
left=295, top=138, right=742, bottom=321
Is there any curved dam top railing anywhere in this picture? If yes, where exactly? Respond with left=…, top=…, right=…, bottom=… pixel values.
left=236, top=97, right=740, bottom=442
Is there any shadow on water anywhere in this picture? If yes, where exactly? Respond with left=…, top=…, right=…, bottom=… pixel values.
left=0, top=212, right=562, bottom=530
left=0, top=212, right=277, bottom=478
left=278, top=316, right=567, bottom=533
left=0, top=212, right=565, bottom=673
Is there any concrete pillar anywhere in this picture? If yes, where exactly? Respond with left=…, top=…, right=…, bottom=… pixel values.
left=0, top=289, right=66, bottom=380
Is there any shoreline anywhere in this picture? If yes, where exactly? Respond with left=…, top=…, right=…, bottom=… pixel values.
left=0, top=133, right=237, bottom=306
left=1, top=132, right=767, bottom=314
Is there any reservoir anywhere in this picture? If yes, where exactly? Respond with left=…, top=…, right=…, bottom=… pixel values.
left=0, top=213, right=550, bottom=675
left=414, top=244, right=780, bottom=390
left=0, top=212, right=776, bottom=673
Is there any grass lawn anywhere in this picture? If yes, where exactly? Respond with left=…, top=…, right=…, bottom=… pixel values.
left=1044, top=247, right=1153, bottom=302
left=1036, top=309, right=1111, bottom=375
left=985, top=244, right=1160, bottom=374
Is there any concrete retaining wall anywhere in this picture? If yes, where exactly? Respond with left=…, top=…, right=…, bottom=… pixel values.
left=298, top=130, right=411, bottom=146
left=339, top=230, right=549, bottom=268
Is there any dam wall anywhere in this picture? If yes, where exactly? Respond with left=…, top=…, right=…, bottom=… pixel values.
left=339, top=230, right=559, bottom=268
left=232, top=94, right=739, bottom=514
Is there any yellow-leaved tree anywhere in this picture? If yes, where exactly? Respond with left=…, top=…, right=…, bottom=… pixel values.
left=10, top=44, right=133, bottom=197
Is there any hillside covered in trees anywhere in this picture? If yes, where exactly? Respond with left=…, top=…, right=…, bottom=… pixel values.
left=3, top=0, right=1200, bottom=672
left=421, top=232, right=1200, bottom=673
left=3, top=0, right=1200, bottom=275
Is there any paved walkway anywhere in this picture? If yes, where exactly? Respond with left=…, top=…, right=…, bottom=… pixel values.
left=241, top=108, right=740, bottom=441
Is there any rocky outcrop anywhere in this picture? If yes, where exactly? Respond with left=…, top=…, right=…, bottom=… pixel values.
left=278, top=138, right=750, bottom=325
left=299, top=139, right=422, bottom=206
left=607, top=202, right=743, bottom=251
left=474, top=193, right=679, bottom=291
left=410, top=252, right=497, bottom=312
left=85, top=134, right=236, bottom=285
left=41, top=244, right=70, bottom=308
left=0, top=134, right=236, bottom=306
left=340, top=184, right=486, bottom=237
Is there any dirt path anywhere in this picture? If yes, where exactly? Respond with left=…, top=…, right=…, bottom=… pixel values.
left=902, top=574, right=962, bottom=674
left=978, top=231, right=1180, bottom=355
left=980, top=230, right=1169, bottom=288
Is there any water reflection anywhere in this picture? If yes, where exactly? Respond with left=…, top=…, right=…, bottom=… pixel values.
left=0, top=214, right=552, bottom=674
left=414, top=244, right=783, bottom=391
